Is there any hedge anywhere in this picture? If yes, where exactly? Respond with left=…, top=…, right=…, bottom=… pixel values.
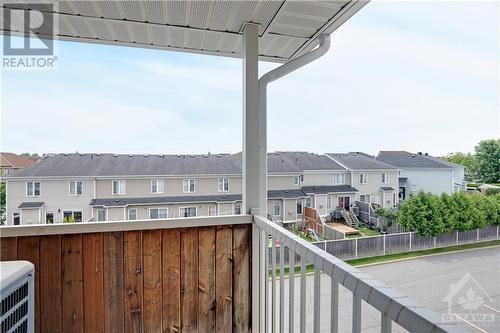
left=398, top=192, right=500, bottom=236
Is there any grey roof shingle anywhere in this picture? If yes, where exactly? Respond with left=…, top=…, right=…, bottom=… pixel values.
left=301, top=185, right=358, bottom=194
left=8, top=151, right=347, bottom=178
left=90, top=189, right=306, bottom=207
left=18, top=202, right=44, bottom=208
left=376, top=151, right=453, bottom=169
left=326, top=152, right=397, bottom=170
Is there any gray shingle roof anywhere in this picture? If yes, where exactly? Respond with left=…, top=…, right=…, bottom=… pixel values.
left=8, top=151, right=347, bottom=178
left=326, top=152, right=397, bottom=170
left=376, top=151, right=453, bottom=168
left=18, top=202, right=44, bottom=208
left=90, top=188, right=307, bottom=207
left=301, top=185, right=358, bottom=194
left=380, top=187, right=395, bottom=191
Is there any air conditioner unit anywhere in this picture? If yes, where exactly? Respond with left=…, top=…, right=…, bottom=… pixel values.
left=0, top=261, right=35, bottom=333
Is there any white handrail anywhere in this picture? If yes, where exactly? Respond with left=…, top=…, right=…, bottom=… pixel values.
left=254, top=215, right=469, bottom=333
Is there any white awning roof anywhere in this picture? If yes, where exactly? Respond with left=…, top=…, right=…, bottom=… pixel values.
left=1, top=0, right=368, bottom=63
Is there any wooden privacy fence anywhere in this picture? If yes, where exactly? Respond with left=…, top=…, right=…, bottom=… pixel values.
left=0, top=224, right=252, bottom=333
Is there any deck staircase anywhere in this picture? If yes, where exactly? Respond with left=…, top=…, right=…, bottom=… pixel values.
left=340, top=208, right=356, bottom=228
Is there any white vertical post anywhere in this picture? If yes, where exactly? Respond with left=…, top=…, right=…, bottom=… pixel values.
left=242, top=22, right=267, bottom=217
left=243, top=22, right=265, bottom=332
left=383, top=234, right=386, bottom=255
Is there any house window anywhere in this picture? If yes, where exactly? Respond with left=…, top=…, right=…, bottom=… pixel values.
left=305, top=196, right=313, bottom=208
left=26, top=181, right=40, bottom=197
left=183, top=179, right=195, bottom=193
left=359, top=194, right=370, bottom=203
left=218, top=178, right=229, bottom=192
left=45, top=212, right=54, bottom=224
left=234, top=204, right=241, bottom=215
left=69, top=181, right=83, bottom=196
left=273, top=202, right=281, bottom=216
left=13, top=213, right=20, bottom=225
left=382, top=173, right=390, bottom=183
left=151, top=180, right=164, bottom=194
left=63, top=211, right=82, bottom=223
left=333, top=173, right=345, bottom=185
left=97, top=210, right=106, bottom=222
left=150, top=208, right=168, bottom=219
left=128, top=208, right=137, bottom=220
left=297, top=201, right=303, bottom=215
left=180, top=207, right=197, bottom=218
left=112, top=180, right=126, bottom=195
left=208, top=205, right=218, bottom=216
left=293, top=176, right=300, bottom=185
left=359, top=174, right=368, bottom=184
left=393, top=193, right=397, bottom=205
left=327, top=196, right=332, bottom=210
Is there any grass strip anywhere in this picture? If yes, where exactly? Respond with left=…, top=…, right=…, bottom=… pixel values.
left=345, top=240, right=500, bottom=266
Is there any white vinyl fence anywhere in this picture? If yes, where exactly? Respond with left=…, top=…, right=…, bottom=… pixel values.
left=313, top=224, right=500, bottom=261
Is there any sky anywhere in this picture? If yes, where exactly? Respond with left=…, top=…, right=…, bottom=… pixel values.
left=1, top=1, right=499, bottom=157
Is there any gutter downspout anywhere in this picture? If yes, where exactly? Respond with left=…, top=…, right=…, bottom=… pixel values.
left=256, top=34, right=331, bottom=213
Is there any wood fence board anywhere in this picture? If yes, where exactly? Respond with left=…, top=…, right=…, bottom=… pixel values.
left=17, top=236, right=40, bottom=333
left=124, top=231, right=144, bottom=333
left=0, top=237, right=17, bottom=261
left=104, top=232, right=125, bottom=333
left=82, top=233, right=105, bottom=333
left=181, top=228, right=199, bottom=332
left=62, top=234, right=84, bottom=333
left=232, top=225, right=251, bottom=332
left=198, top=227, right=216, bottom=333
left=40, top=235, right=62, bottom=333
left=162, top=229, right=181, bottom=333
left=215, top=226, right=232, bottom=333
left=143, top=230, right=162, bottom=333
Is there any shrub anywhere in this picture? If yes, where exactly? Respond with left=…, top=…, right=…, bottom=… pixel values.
left=485, top=188, right=500, bottom=196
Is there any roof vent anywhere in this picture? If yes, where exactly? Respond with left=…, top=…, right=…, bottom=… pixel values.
left=129, top=154, right=133, bottom=157
left=96, top=153, right=101, bottom=156
left=425, top=153, right=428, bottom=156
left=285, top=190, right=289, bottom=193
left=64, top=153, right=68, bottom=156
left=412, top=154, right=416, bottom=158
left=113, top=154, right=118, bottom=157
left=90, top=155, right=94, bottom=159
left=115, top=199, right=120, bottom=203
left=418, top=152, right=422, bottom=155
left=217, top=154, right=221, bottom=158
left=144, top=154, right=148, bottom=157
left=79, top=153, right=84, bottom=156
left=190, top=155, right=194, bottom=158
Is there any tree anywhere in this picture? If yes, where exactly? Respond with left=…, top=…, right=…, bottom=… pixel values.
left=442, top=152, right=477, bottom=180
left=0, top=182, right=5, bottom=225
left=475, top=139, right=500, bottom=183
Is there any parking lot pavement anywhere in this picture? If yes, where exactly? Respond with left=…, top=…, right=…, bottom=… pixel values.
left=270, top=246, right=500, bottom=332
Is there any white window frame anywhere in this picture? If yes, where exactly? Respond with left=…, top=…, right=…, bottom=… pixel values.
left=97, top=209, right=107, bottom=222
left=112, top=180, right=126, bottom=195
left=128, top=208, right=137, bottom=220
left=293, top=176, right=300, bottom=185
left=333, top=173, right=345, bottom=185
left=360, top=194, right=371, bottom=203
left=180, top=206, right=197, bottom=218
left=382, top=173, right=390, bottom=183
left=359, top=174, right=368, bottom=184
left=208, top=205, right=218, bottom=216
left=234, top=204, right=241, bottom=215
left=63, top=210, right=83, bottom=223
left=69, top=181, right=83, bottom=196
left=183, top=179, right=195, bottom=193
left=327, top=196, right=332, bottom=210
left=151, top=179, right=165, bottom=194
left=273, top=202, right=281, bottom=216
left=149, top=208, right=168, bottom=219
left=45, top=211, right=54, bottom=224
left=218, top=178, right=229, bottom=192
left=26, top=181, right=41, bottom=197
left=297, top=201, right=303, bottom=215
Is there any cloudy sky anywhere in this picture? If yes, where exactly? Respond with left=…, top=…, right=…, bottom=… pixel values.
left=1, top=1, right=498, bottom=157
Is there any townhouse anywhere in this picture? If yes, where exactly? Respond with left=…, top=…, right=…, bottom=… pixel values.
left=6, top=151, right=399, bottom=225
left=376, top=151, right=466, bottom=199
left=326, top=152, right=399, bottom=208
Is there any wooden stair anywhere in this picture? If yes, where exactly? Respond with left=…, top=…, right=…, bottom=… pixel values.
left=340, top=208, right=356, bottom=228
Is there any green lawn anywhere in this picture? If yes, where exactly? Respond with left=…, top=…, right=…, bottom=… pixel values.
left=346, top=225, right=380, bottom=238
left=345, top=240, right=500, bottom=266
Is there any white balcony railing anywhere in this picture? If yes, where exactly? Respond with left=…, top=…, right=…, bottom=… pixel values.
left=253, top=215, right=470, bottom=333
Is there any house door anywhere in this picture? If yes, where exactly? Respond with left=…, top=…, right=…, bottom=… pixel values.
left=338, top=196, right=350, bottom=210
left=13, top=213, right=20, bottom=225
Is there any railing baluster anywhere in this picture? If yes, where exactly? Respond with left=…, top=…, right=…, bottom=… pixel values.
left=313, top=265, right=321, bottom=332
left=330, top=277, right=338, bottom=333
left=279, top=243, right=285, bottom=333
left=260, top=229, right=266, bottom=333
left=289, top=248, right=295, bottom=333
left=272, top=235, right=277, bottom=333
left=300, top=256, right=306, bottom=333
left=265, top=231, right=269, bottom=333
left=381, top=313, right=392, bottom=333
left=352, top=294, right=361, bottom=333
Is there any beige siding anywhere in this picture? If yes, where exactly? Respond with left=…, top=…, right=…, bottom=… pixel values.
left=6, top=179, right=94, bottom=225
left=268, top=175, right=300, bottom=190
left=283, top=199, right=298, bottom=222
left=19, top=208, right=41, bottom=224
left=351, top=170, right=399, bottom=208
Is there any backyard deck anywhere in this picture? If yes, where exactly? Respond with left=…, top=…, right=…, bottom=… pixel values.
left=327, top=222, right=360, bottom=236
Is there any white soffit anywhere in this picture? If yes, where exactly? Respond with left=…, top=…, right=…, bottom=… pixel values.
left=0, top=0, right=369, bottom=63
